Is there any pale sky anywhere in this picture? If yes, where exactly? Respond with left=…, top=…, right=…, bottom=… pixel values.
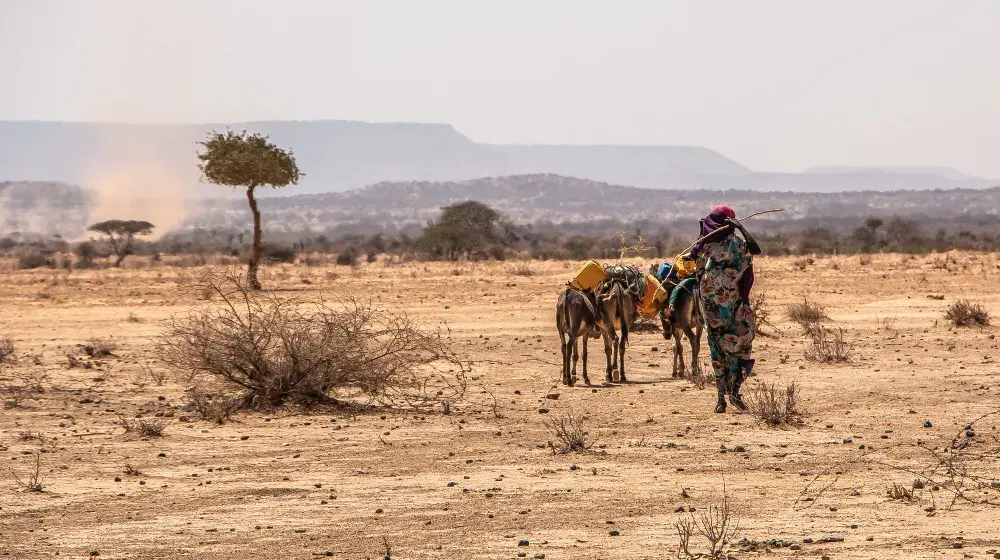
left=2, top=0, right=998, bottom=176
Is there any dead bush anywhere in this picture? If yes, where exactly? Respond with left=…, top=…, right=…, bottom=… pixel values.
left=544, top=411, right=594, bottom=453
left=1, top=383, right=30, bottom=409
left=509, top=263, right=534, bottom=277
left=743, top=379, right=803, bottom=426
left=159, top=269, right=466, bottom=409
left=117, top=415, right=166, bottom=438
left=886, top=482, right=913, bottom=501
left=186, top=385, right=243, bottom=424
left=85, top=337, right=118, bottom=357
left=944, top=300, right=990, bottom=327
left=11, top=452, right=44, bottom=492
left=676, top=482, right=743, bottom=558
left=786, top=297, right=827, bottom=332
left=750, top=291, right=777, bottom=336
left=0, top=336, right=14, bottom=365
left=805, top=326, right=854, bottom=363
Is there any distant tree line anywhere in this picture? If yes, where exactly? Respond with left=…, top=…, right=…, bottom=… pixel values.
left=4, top=200, right=1000, bottom=270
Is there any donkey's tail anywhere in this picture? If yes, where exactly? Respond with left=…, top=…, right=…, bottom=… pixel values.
left=562, top=288, right=574, bottom=336
left=616, top=284, right=629, bottom=347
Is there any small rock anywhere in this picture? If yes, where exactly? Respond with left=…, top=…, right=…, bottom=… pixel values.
left=609, top=529, right=620, bottom=536
left=952, top=541, right=964, bottom=549
left=829, top=506, right=838, bottom=511
left=546, top=393, right=560, bottom=400
left=375, top=509, right=383, bottom=514
left=790, top=544, right=801, bottom=550
left=534, top=555, right=546, bottom=559
left=114, top=476, right=121, bottom=482
left=240, top=435, right=250, bottom=441
left=538, top=408, right=549, bottom=414
left=923, top=420, right=933, bottom=428
left=293, top=528, right=306, bottom=533
left=867, top=536, right=874, bottom=541
left=803, top=538, right=814, bottom=544
left=518, top=539, right=530, bottom=547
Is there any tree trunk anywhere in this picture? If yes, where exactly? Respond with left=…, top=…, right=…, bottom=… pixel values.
left=246, top=185, right=263, bottom=290
left=114, top=234, right=133, bottom=267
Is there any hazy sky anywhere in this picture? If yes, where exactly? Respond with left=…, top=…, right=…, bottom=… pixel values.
left=2, top=0, right=998, bottom=176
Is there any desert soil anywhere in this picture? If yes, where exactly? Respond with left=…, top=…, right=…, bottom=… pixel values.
left=2, top=253, right=999, bottom=559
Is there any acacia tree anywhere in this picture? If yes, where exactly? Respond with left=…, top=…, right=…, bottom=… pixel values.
left=87, top=219, right=154, bottom=266
left=197, top=130, right=301, bottom=289
left=418, top=201, right=516, bottom=260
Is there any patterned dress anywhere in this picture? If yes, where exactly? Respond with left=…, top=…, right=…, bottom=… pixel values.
left=695, top=233, right=756, bottom=383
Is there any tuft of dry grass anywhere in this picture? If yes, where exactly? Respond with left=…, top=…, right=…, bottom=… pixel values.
left=886, top=482, right=914, bottom=501
left=676, top=482, right=743, bottom=558
left=786, top=297, right=827, bottom=333
left=186, top=385, right=243, bottom=424
left=944, top=300, right=990, bottom=327
left=743, top=379, right=803, bottom=426
left=11, top=452, right=44, bottom=492
left=85, top=337, right=118, bottom=357
left=116, top=415, right=166, bottom=438
left=543, top=411, right=594, bottom=453
left=805, top=326, right=854, bottom=363
left=509, top=263, right=534, bottom=277
left=0, top=336, right=14, bottom=365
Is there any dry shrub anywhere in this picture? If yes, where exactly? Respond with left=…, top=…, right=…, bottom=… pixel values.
left=687, top=360, right=715, bottom=390
left=786, top=297, right=826, bottom=332
left=743, top=379, right=802, bottom=426
left=543, top=411, right=594, bottom=453
left=11, top=452, right=44, bottom=492
left=945, top=300, right=990, bottom=327
left=159, top=269, right=466, bottom=410
left=509, top=263, right=534, bottom=277
left=805, top=326, right=854, bottom=363
left=750, top=290, right=777, bottom=336
left=676, top=482, right=743, bottom=558
left=0, top=336, right=14, bottom=365
left=117, top=415, right=166, bottom=438
left=85, top=337, right=118, bottom=357
left=886, top=482, right=913, bottom=501
left=186, top=385, right=243, bottom=424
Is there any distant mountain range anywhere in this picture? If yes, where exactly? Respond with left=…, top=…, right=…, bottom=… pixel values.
left=7, top=174, right=1000, bottom=239
left=0, top=120, right=995, bottom=195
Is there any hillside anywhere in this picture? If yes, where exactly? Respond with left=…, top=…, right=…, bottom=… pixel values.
left=179, top=174, right=1000, bottom=234
left=6, top=175, right=1000, bottom=239
left=0, top=120, right=748, bottom=194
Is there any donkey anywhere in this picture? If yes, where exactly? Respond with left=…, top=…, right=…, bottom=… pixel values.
left=556, top=287, right=605, bottom=386
left=598, top=281, right=636, bottom=383
left=659, top=280, right=703, bottom=378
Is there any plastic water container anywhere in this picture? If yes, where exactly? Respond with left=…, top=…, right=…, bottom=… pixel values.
left=570, top=260, right=607, bottom=291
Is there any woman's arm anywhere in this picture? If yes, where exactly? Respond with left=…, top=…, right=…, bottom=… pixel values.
left=726, top=218, right=762, bottom=255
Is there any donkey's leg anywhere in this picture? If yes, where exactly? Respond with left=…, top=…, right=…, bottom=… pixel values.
left=559, top=326, right=570, bottom=386
left=603, top=331, right=615, bottom=383
left=617, top=330, right=627, bottom=383
left=581, top=333, right=591, bottom=385
left=672, top=334, right=683, bottom=377
left=568, top=334, right=578, bottom=387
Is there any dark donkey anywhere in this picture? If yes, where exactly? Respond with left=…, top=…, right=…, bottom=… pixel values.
left=598, top=281, right=636, bottom=383
left=556, top=287, right=606, bottom=386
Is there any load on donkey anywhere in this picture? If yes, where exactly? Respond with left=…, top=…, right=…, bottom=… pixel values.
left=556, top=260, right=670, bottom=385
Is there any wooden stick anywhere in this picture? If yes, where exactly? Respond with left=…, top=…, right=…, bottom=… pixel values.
left=676, top=208, right=786, bottom=258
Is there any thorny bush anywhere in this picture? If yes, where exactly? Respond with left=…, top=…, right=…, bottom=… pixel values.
left=159, top=269, right=466, bottom=410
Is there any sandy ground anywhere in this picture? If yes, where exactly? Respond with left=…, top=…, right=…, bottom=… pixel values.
left=2, top=253, right=1000, bottom=560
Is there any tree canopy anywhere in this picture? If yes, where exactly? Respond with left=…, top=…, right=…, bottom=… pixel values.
left=87, top=219, right=155, bottom=266
left=197, top=130, right=301, bottom=189
left=418, top=201, right=516, bottom=260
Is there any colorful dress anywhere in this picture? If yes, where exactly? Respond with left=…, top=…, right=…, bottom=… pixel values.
left=695, top=233, right=756, bottom=383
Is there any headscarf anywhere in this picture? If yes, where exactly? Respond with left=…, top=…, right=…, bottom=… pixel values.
left=693, top=205, right=736, bottom=255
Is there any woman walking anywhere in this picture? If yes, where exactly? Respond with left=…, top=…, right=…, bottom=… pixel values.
left=691, top=205, right=762, bottom=413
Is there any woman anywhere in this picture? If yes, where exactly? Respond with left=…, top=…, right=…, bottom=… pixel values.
left=691, top=205, right=761, bottom=413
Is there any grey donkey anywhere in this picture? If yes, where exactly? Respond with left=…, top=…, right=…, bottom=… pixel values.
left=658, top=281, right=704, bottom=378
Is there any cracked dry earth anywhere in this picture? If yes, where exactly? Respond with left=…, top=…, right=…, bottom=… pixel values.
left=1, top=254, right=1000, bottom=559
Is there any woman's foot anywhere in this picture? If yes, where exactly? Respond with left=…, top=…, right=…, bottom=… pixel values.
left=714, top=392, right=727, bottom=413
left=729, top=393, right=747, bottom=411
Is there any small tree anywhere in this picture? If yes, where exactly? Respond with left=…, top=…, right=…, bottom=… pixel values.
left=418, top=201, right=514, bottom=260
left=197, top=130, right=301, bottom=289
left=87, top=220, right=154, bottom=266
